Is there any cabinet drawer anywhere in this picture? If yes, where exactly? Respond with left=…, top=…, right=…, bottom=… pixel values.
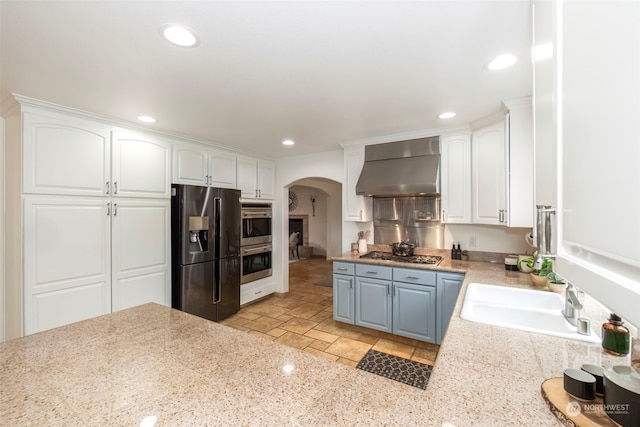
left=355, top=264, right=392, bottom=280
left=393, top=268, right=436, bottom=286
left=333, top=262, right=354, bottom=275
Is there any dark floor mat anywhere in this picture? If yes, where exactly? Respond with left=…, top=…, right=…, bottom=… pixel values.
left=356, top=349, right=432, bottom=390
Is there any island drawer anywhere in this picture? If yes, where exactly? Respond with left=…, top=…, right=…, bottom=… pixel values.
left=333, top=262, right=354, bottom=275
left=393, top=268, right=436, bottom=286
left=355, top=264, right=392, bottom=280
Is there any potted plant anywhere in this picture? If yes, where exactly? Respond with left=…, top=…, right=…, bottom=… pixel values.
left=546, top=271, right=567, bottom=293
left=530, top=258, right=553, bottom=287
left=461, top=250, right=469, bottom=261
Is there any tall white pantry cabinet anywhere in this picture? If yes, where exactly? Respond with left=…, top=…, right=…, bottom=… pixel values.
left=4, top=98, right=171, bottom=338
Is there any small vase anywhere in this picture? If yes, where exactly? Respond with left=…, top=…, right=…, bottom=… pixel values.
left=358, top=239, right=368, bottom=254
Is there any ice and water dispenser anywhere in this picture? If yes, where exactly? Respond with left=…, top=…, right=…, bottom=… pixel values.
left=188, top=216, right=209, bottom=254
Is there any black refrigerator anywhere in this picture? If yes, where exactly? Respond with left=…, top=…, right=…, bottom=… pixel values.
left=171, top=184, right=241, bottom=322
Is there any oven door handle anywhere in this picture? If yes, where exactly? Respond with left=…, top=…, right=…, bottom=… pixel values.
left=241, top=245, right=272, bottom=255
left=242, top=212, right=272, bottom=219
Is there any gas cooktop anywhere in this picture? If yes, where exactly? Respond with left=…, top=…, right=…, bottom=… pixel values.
left=359, top=251, right=443, bottom=266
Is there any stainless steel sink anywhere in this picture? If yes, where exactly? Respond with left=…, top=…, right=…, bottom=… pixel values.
left=460, top=283, right=599, bottom=343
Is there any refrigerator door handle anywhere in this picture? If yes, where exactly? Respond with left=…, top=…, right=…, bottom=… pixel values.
left=214, top=196, right=222, bottom=304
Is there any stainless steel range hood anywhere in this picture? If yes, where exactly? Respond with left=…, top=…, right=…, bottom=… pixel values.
left=355, top=136, right=440, bottom=196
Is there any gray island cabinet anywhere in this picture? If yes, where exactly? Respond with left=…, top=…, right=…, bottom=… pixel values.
left=332, top=261, right=463, bottom=344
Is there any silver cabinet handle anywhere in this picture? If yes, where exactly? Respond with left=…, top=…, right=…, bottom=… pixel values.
left=113, top=203, right=118, bottom=216
left=205, top=175, right=209, bottom=185
left=255, top=290, right=263, bottom=295
left=106, top=202, right=111, bottom=216
left=387, top=284, right=391, bottom=295
left=337, top=267, right=348, bottom=271
left=105, top=181, right=110, bottom=195
left=258, top=189, right=261, bottom=198
left=503, top=209, right=507, bottom=224
left=255, top=189, right=258, bottom=198
left=114, top=181, right=118, bottom=194
left=442, top=209, right=446, bottom=223
left=406, top=276, right=419, bottom=280
left=366, top=271, right=378, bottom=275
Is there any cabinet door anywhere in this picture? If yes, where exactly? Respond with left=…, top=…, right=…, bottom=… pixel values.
left=441, top=134, right=471, bottom=223
left=173, top=144, right=208, bottom=186
left=237, top=157, right=258, bottom=198
left=23, top=111, right=110, bottom=196
left=472, top=121, right=507, bottom=225
left=355, top=277, right=392, bottom=332
left=551, top=0, right=640, bottom=328
left=111, top=130, right=171, bottom=198
left=111, top=199, right=171, bottom=311
left=436, top=272, right=463, bottom=344
left=392, top=282, right=436, bottom=343
left=23, top=197, right=111, bottom=335
left=257, top=161, right=275, bottom=199
left=344, top=148, right=372, bottom=221
left=333, top=274, right=355, bottom=324
left=209, top=150, right=237, bottom=188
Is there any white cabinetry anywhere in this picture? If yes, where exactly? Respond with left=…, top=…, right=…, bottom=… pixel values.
left=237, top=156, right=275, bottom=199
left=173, top=143, right=237, bottom=188
left=468, top=99, right=533, bottom=228
left=535, top=0, right=640, bottom=327
left=471, top=120, right=507, bottom=225
left=343, top=147, right=372, bottom=222
left=4, top=101, right=172, bottom=337
left=441, top=134, right=471, bottom=223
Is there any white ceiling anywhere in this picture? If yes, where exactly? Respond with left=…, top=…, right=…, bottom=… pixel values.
left=0, top=1, right=532, bottom=159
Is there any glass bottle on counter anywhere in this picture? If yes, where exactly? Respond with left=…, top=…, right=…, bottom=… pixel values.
left=456, top=243, right=462, bottom=260
left=451, top=243, right=457, bottom=260
left=602, top=313, right=630, bottom=356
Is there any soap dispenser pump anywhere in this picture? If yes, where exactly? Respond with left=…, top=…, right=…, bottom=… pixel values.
left=602, top=313, right=630, bottom=356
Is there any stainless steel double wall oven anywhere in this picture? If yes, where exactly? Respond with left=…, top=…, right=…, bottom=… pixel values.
left=240, top=202, right=273, bottom=284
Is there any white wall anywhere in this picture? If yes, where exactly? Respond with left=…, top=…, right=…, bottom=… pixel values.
left=275, top=150, right=343, bottom=293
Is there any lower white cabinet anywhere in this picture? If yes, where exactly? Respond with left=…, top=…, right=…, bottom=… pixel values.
left=333, top=261, right=463, bottom=343
left=23, top=196, right=170, bottom=335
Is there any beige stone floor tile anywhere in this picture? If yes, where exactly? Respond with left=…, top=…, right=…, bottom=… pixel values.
left=357, top=334, right=380, bottom=346
left=276, top=314, right=294, bottom=322
left=243, top=302, right=291, bottom=318
left=280, top=318, right=318, bottom=335
left=271, top=298, right=305, bottom=309
left=304, top=347, right=339, bottom=362
left=412, top=347, right=438, bottom=364
left=336, top=358, right=358, bottom=368
left=274, top=332, right=315, bottom=350
left=372, top=338, right=415, bottom=360
left=225, top=316, right=252, bottom=327
left=248, top=330, right=276, bottom=341
left=304, top=329, right=339, bottom=344
left=308, top=310, right=332, bottom=323
left=286, top=302, right=325, bottom=319
left=243, top=316, right=284, bottom=333
left=324, top=337, right=372, bottom=362
left=225, top=324, right=250, bottom=332
left=308, top=340, right=331, bottom=351
left=266, top=328, right=287, bottom=338
left=236, top=311, right=261, bottom=321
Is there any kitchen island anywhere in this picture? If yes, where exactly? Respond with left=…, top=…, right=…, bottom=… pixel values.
left=1, top=258, right=629, bottom=426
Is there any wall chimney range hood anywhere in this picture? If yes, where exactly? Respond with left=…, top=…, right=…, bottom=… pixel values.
left=355, top=136, right=441, bottom=197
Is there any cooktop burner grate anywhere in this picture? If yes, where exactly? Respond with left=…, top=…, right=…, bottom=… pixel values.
left=359, top=251, right=443, bottom=266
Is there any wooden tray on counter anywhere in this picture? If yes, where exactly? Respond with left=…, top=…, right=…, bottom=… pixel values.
left=541, top=378, right=619, bottom=427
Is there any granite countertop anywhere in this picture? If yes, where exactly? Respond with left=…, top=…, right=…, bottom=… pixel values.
left=1, top=255, right=630, bottom=426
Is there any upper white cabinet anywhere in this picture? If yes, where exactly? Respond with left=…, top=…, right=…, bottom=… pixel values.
left=466, top=98, right=533, bottom=227
left=441, top=134, right=471, bottom=224
left=22, top=110, right=171, bottom=198
left=471, top=120, right=507, bottom=225
left=343, top=147, right=372, bottom=222
left=23, top=110, right=111, bottom=196
left=237, top=156, right=275, bottom=199
left=534, top=0, right=640, bottom=327
left=111, top=130, right=171, bottom=198
left=173, top=143, right=237, bottom=188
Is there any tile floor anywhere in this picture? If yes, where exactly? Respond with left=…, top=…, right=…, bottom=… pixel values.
left=220, top=257, right=439, bottom=368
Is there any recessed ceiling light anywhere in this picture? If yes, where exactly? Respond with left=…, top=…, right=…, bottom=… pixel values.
left=137, top=115, right=156, bottom=123
left=438, top=112, right=456, bottom=119
left=487, top=54, right=518, bottom=70
left=160, top=24, right=200, bottom=48
left=282, top=139, right=295, bottom=146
